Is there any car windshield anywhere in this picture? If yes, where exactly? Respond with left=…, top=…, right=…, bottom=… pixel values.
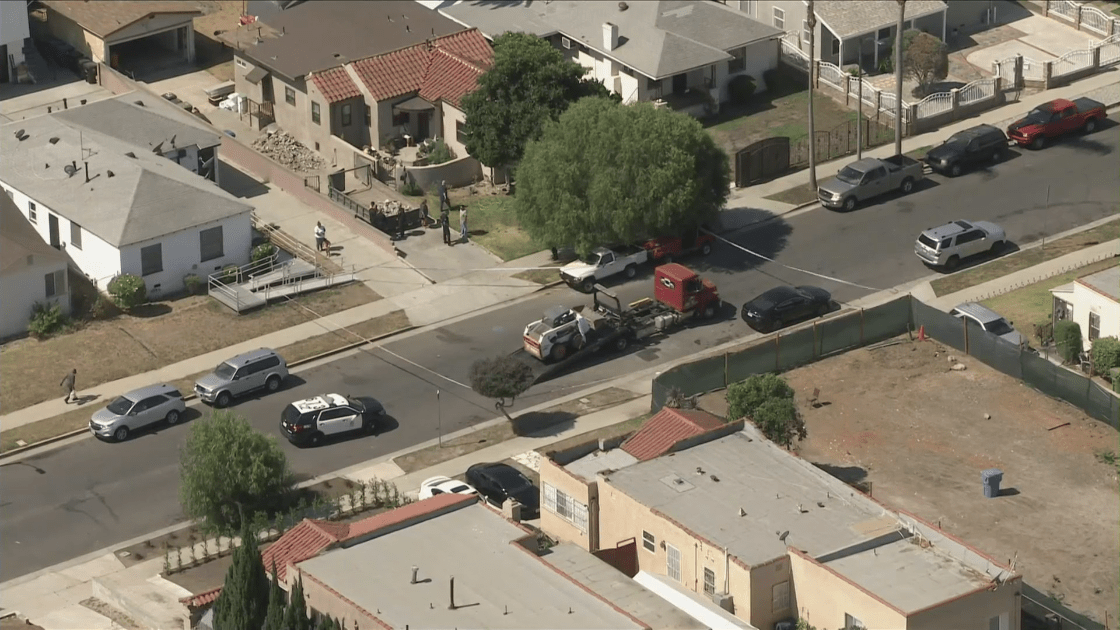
left=106, top=397, right=133, bottom=415
left=580, top=252, right=602, bottom=265
left=449, top=484, right=473, bottom=494
left=918, top=234, right=940, bottom=249
left=985, top=320, right=1014, bottom=336
left=281, top=404, right=303, bottom=425
left=1022, top=108, right=1051, bottom=125
left=835, top=166, right=864, bottom=184
left=213, top=362, right=236, bottom=379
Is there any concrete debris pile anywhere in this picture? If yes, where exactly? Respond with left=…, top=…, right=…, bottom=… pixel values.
left=252, top=130, right=325, bottom=172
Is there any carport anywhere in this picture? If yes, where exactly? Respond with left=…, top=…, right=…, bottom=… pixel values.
left=41, top=1, right=202, bottom=77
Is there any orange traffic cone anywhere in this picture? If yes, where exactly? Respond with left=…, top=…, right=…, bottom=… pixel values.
left=917, top=325, right=926, bottom=341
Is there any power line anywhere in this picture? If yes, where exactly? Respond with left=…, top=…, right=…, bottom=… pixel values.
left=700, top=228, right=882, bottom=291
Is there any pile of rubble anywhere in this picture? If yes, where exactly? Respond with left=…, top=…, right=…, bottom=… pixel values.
left=252, top=130, right=326, bottom=172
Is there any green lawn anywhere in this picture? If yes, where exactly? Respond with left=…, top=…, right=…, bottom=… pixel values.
left=431, top=194, right=542, bottom=262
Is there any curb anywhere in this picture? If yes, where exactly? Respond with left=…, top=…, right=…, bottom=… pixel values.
left=0, top=325, right=419, bottom=461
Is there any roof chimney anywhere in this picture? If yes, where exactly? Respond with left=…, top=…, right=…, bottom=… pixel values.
left=84, top=161, right=90, bottom=183
left=603, top=22, right=619, bottom=51
left=411, top=566, right=419, bottom=584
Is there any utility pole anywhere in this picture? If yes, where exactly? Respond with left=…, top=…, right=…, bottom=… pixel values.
left=807, top=0, right=818, bottom=190
left=894, top=0, right=906, bottom=155
left=856, top=60, right=864, bottom=160
left=437, top=389, right=443, bottom=447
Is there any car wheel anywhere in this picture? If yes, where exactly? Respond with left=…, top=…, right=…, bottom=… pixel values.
left=944, top=255, right=960, bottom=271
left=1084, top=118, right=1098, bottom=134
left=949, top=164, right=962, bottom=177
left=900, top=177, right=915, bottom=194
left=702, top=303, right=716, bottom=319
left=613, top=335, right=629, bottom=352
left=842, top=197, right=857, bottom=212
left=215, top=391, right=232, bottom=408
left=992, top=148, right=1005, bottom=163
left=309, top=432, right=323, bottom=447
left=266, top=375, right=282, bottom=392
left=550, top=343, right=569, bottom=362
left=990, top=240, right=1005, bottom=255
left=580, top=278, right=595, bottom=293
left=771, top=319, right=784, bottom=332
left=700, top=243, right=713, bottom=256
left=624, top=265, right=637, bottom=279
left=113, top=426, right=130, bottom=442
left=165, top=409, right=181, bottom=425
left=818, top=304, right=830, bottom=317
left=1031, top=135, right=1045, bottom=150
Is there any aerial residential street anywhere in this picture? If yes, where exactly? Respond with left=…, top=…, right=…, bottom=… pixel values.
left=2, top=127, right=1117, bottom=582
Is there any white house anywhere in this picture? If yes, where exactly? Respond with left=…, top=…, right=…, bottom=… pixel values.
left=1, top=192, right=70, bottom=339
left=0, top=0, right=31, bottom=83
left=1051, top=265, right=1120, bottom=351
left=439, top=0, right=784, bottom=117
left=0, top=114, right=253, bottom=298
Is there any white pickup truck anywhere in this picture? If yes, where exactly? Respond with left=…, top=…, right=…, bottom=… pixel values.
left=560, top=245, right=649, bottom=293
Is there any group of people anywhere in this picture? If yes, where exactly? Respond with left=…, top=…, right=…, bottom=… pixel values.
left=314, top=179, right=469, bottom=252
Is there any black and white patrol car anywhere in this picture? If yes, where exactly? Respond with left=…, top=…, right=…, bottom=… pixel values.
left=279, top=394, right=385, bottom=447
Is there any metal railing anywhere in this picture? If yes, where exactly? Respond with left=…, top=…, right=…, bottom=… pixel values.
left=1052, top=47, right=1095, bottom=77
left=957, top=78, right=997, bottom=105
left=206, top=251, right=279, bottom=311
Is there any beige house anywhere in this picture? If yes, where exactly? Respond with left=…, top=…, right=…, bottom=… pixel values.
left=540, top=412, right=1021, bottom=630
left=1051, top=264, right=1120, bottom=351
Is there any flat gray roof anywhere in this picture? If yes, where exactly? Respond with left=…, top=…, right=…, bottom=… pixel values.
left=1078, top=265, right=1120, bottom=301
left=442, top=1, right=781, bottom=79
left=823, top=537, right=990, bottom=613
left=543, top=543, right=706, bottom=630
left=566, top=448, right=639, bottom=481
left=297, top=503, right=642, bottom=630
left=53, top=97, right=220, bottom=153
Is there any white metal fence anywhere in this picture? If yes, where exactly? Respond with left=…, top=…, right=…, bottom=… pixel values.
left=1080, top=5, right=1117, bottom=36
left=817, top=60, right=845, bottom=90
left=1100, top=34, right=1120, bottom=65
left=1022, top=56, right=1046, bottom=80
left=1050, top=0, right=1079, bottom=22
left=958, top=78, right=997, bottom=105
left=992, top=56, right=1018, bottom=79
left=779, top=38, right=810, bottom=72
left=915, top=91, right=953, bottom=118
left=1051, top=47, right=1095, bottom=77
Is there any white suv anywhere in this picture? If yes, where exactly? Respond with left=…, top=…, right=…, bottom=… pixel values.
left=915, top=220, right=1005, bottom=270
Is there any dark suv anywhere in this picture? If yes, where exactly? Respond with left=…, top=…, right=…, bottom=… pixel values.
left=924, top=124, right=1008, bottom=177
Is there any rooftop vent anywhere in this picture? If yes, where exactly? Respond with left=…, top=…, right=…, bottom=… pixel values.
left=125, top=152, right=137, bottom=158
left=64, top=163, right=78, bottom=177
left=49, top=137, right=60, bottom=145
left=107, top=170, right=115, bottom=178
left=619, top=1, right=629, bottom=10
left=134, top=100, right=146, bottom=107
left=14, top=129, right=28, bottom=141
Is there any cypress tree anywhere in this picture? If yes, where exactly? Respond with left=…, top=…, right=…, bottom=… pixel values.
left=284, top=575, right=310, bottom=630
left=263, top=559, right=285, bottom=630
left=213, top=522, right=269, bottom=630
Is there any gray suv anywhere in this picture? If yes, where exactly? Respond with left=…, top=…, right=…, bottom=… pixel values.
left=949, top=302, right=1027, bottom=348
left=195, top=348, right=288, bottom=408
left=915, top=220, right=1005, bottom=270
left=90, top=384, right=186, bottom=442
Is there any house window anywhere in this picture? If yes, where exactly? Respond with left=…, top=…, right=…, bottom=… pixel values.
left=646, top=78, right=661, bottom=91
left=542, top=483, right=589, bottom=531
left=845, top=614, right=867, bottom=629
left=802, top=20, right=811, bottom=44
left=365, top=105, right=372, bottom=127
left=199, top=226, right=224, bottom=262
left=341, top=104, right=352, bottom=126
left=1090, top=312, right=1101, bottom=342
left=285, top=86, right=296, bottom=106
left=456, top=120, right=467, bottom=144
left=703, top=568, right=716, bottom=595
left=772, top=7, right=785, bottom=29
left=311, top=101, right=321, bottom=125
left=772, top=580, right=790, bottom=612
left=70, top=221, right=82, bottom=250
left=666, top=544, right=681, bottom=582
left=141, top=243, right=163, bottom=276
left=236, top=57, right=247, bottom=69
left=641, top=531, right=656, bottom=552
left=621, top=65, right=634, bottom=76
left=44, top=269, right=66, bottom=298
left=28, top=201, right=36, bottom=223
left=728, top=47, right=746, bottom=73
left=832, top=38, right=840, bottom=54
left=743, top=0, right=756, bottom=16
left=878, top=27, right=891, bottom=40
left=393, top=110, right=410, bottom=127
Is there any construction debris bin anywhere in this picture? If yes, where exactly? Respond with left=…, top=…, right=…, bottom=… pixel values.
left=982, top=468, right=1003, bottom=498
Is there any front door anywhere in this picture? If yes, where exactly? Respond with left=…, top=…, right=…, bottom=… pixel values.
left=48, top=214, right=60, bottom=248
left=672, top=73, right=687, bottom=95
left=417, top=113, right=430, bottom=140
left=261, top=75, right=274, bottom=104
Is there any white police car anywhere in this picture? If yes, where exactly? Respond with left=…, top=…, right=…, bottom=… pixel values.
left=279, top=393, right=385, bottom=447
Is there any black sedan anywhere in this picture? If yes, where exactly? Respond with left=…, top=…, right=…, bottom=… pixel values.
left=465, top=463, right=540, bottom=514
left=741, top=285, right=833, bottom=333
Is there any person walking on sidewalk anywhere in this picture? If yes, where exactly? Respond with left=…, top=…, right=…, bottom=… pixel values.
left=315, top=222, right=326, bottom=252
left=419, top=198, right=433, bottom=228
left=459, top=205, right=469, bottom=243
left=60, top=368, right=77, bottom=404
left=441, top=209, right=452, bottom=245
left=438, top=180, right=451, bottom=214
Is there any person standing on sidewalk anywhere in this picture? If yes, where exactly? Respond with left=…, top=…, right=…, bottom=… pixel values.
left=315, top=221, right=326, bottom=252
left=441, top=209, right=452, bottom=245
left=61, top=368, right=77, bottom=404
left=459, top=205, right=468, bottom=243
left=438, top=180, right=451, bottom=214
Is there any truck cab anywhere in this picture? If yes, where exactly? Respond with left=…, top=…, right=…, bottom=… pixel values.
left=653, top=264, right=721, bottom=319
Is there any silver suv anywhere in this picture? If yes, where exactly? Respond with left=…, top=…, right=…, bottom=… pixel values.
left=949, top=302, right=1026, bottom=347
left=195, top=348, right=288, bottom=408
left=915, top=220, right=1005, bottom=270
left=90, top=384, right=186, bottom=442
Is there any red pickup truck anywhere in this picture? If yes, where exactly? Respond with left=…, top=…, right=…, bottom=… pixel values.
left=1007, top=97, right=1106, bottom=149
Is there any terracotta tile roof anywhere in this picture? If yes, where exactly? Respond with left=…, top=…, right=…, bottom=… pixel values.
left=42, top=1, right=202, bottom=39
left=180, top=585, right=222, bottom=608
left=310, top=67, right=363, bottom=104
left=352, top=28, right=492, bottom=105
left=621, top=408, right=726, bottom=461
left=345, top=492, right=474, bottom=539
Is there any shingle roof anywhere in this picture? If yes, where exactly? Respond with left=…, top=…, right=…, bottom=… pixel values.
left=0, top=193, right=67, bottom=277
left=351, top=28, right=492, bottom=105
left=621, top=408, right=725, bottom=461
left=53, top=97, right=221, bottom=153
left=814, top=0, right=948, bottom=40
left=309, top=66, right=363, bottom=104
left=41, top=1, right=202, bottom=39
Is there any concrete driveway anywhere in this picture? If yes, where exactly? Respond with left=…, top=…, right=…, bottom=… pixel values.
left=967, top=13, right=1105, bottom=70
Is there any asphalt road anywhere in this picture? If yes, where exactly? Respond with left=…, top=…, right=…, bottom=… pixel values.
left=3, top=127, right=1117, bottom=582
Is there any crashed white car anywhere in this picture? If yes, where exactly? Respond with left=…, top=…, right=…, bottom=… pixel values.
left=559, top=245, right=649, bottom=292
left=418, top=476, right=478, bottom=500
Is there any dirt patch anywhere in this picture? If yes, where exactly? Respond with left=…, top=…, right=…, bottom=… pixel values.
left=513, top=265, right=562, bottom=285
left=763, top=181, right=818, bottom=206
left=392, top=387, right=644, bottom=473
left=80, top=598, right=140, bottom=630
left=0, top=283, right=379, bottom=413
left=779, top=335, right=1119, bottom=623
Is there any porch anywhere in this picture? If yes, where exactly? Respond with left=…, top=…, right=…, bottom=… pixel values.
left=814, top=4, right=950, bottom=73
left=648, top=70, right=718, bottom=118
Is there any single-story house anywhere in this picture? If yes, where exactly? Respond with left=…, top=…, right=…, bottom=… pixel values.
left=40, top=1, right=201, bottom=76
left=1, top=192, right=70, bottom=339
left=439, top=0, right=785, bottom=117
left=1051, top=265, right=1120, bottom=351
left=0, top=0, right=31, bottom=83
left=0, top=114, right=253, bottom=297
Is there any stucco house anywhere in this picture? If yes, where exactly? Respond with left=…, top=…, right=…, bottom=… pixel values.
left=1051, top=265, right=1120, bottom=351
left=0, top=0, right=31, bottom=83
left=0, top=114, right=253, bottom=297
left=439, top=0, right=784, bottom=117
left=539, top=409, right=1021, bottom=630
left=1, top=193, right=70, bottom=339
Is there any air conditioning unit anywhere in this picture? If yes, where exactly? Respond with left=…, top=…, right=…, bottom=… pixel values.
left=562, top=36, right=571, bottom=49
left=709, top=591, right=734, bottom=612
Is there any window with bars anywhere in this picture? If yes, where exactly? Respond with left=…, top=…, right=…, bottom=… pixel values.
left=772, top=7, right=785, bottom=29
left=70, top=221, right=82, bottom=250
left=365, top=105, right=372, bottom=127
left=666, top=544, right=681, bottom=582
left=642, top=531, right=656, bottom=552
left=44, top=269, right=66, bottom=298
left=1090, top=312, right=1101, bottom=341
left=393, top=110, right=410, bottom=127
left=703, top=568, right=716, bottom=595
left=772, top=580, right=790, bottom=612
left=542, top=483, right=589, bottom=532
left=845, top=614, right=867, bottom=629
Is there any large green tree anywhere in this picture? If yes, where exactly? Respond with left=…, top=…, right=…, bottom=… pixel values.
left=262, top=559, right=285, bottom=630
left=284, top=575, right=311, bottom=630
left=516, top=97, right=729, bottom=254
left=460, top=32, right=614, bottom=171
left=179, top=410, right=294, bottom=532
left=469, top=355, right=536, bottom=422
left=213, top=522, right=269, bottom=630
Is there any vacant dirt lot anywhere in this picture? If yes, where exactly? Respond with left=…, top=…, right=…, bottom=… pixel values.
left=783, top=337, right=1119, bottom=624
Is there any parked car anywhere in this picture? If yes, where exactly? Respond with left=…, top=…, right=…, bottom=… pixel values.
left=924, top=124, right=1008, bottom=176
left=90, top=384, right=186, bottom=442
left=195, top=348, right=289, bottom=407
left=949, top=303, right=1027, bottom=347
left=560, top=245, right=649, bottom=292
left=817, top=155, right=924, bottom=211
left=418, top=476, right=479, bottom=500
left=914, top=220, right=1005, bottom=271
left=465, top=463, right=540, bottom=513
left=1007, top=97, right=1106, bottom=149
left=279, top=393, right=385, bottom=447
left=741, top=285, right=832, bottom=333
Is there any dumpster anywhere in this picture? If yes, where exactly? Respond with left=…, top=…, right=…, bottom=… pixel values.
left=981, top=468, right=1003, bottom=498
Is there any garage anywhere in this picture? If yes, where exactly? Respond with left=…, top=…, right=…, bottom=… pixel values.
left=41, top=1, right=202, bottom=78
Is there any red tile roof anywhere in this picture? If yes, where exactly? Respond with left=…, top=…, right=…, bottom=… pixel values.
left=180, top=585, right=222, bottom=608
left=352, top=28, right=492, bottom=106
left=262, top=519, right=348, bottom=583
left=621, top=408, right=726, bottom=461
left=310, top=66, right=363, bottom=104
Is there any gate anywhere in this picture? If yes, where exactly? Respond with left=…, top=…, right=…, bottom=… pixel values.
left=734, top=137, right=790, bottom=187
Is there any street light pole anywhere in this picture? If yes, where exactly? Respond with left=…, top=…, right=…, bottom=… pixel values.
left=437, top=388, right=442, bottom=448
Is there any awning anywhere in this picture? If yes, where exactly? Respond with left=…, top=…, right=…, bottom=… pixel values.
left=393, top=96, right=435, bottom=112
left=244, top=66, right=267, bottom=84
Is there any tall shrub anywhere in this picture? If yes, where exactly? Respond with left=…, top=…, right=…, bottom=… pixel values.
left=1090, top=337, right=1120, bottom=375
left=726, top=373, right=795, bottom=420
left=107, top=274, right=147, bottom=310
left=1054, top=320, right=1083, bottom=363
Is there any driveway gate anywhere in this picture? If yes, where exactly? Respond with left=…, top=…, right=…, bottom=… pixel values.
left=734, top=137, right=790, bottom=187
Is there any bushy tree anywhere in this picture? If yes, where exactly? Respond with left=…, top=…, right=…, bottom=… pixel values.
left=469, top=355, right=536, bottom=421
left=1054, top=320, right=1083, bottom=364
left=28, top=301, right=67, bottom=338
left=460, top=32, right=614, bottom=172
left=1090, top=337, right=1120, bottom=375
left=727, top=373, right=795, bottom=420
left=728, top=74, right=756, bottom=105
left=752, top=398, right=807, bottom=448
left=284, top=575, right=311, bottom=630
left=900, top=29, right=948, bottom=97
left=107, top=273, right=147, bottom=310
left=179, top=410, right=294, bottom=533
left=263, top=559, right=285, bottom=630
left=516, top=97, right=729, bottom=255
left=213, top=521, right=269, bottom=630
